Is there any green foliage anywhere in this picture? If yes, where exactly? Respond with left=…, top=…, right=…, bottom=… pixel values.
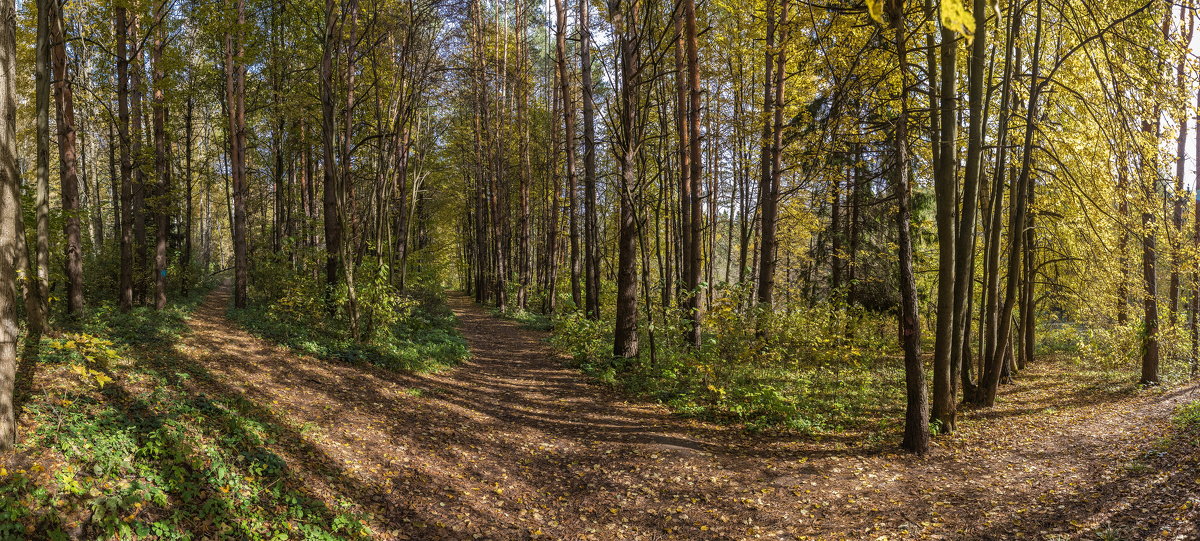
left=41, top=334, right=120, bottom=388
left=231, top=255, right=468, bottom=374
left=1173, top=400, right=1200, bottom=429
left=1, top=295, right=372, bottom=539
left=494, top=306, right=553, bottom=331
left=544, top=286, right=902, bottom=435
left=1047, top=320, right=1193, bottom=384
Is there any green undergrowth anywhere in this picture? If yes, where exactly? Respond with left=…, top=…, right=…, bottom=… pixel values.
left=526, top=290, right=906, bottom=436
left=493, top=307, right=553, bottom=331
left=1174, top=400, right=1200, bottom=431
left=229, top=257, right=468, bottom=374
left=516, top=287, right=1189, bottom=437
left=1, top=289, right=372, bottom=539
left=229, top=302, right=468, bottom=373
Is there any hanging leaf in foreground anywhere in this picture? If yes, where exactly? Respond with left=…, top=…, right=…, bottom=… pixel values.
left=940, top=0, right=976, bottom=40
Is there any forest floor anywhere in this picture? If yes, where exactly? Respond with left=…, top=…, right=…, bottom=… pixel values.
left=145, top=285, right=1199, bottom=540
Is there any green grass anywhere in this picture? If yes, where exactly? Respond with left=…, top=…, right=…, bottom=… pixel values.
left=1173, top=400, right=1200, bottom=429
left=509, top=302, right=907, bottom=436
left=2, top=291, right=373, bottom=539
left=228, top=301, right=469, bottom=374
left=571, top=346, right=905, bottom=435
left=492, top=307, right=553, bottom=331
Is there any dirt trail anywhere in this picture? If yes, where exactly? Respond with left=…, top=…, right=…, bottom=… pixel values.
left=180, top=287, right=1200, bottom=540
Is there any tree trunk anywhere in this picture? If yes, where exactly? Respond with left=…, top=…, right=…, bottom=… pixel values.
left=340, top=0, right=360, bottom=338
left=580, top=0, right=600, bottom=319
left=321, top=0, right=342, bottom=310
left=225, top=0, right=248, bottom=308
left=116, top=6, right=134, bottom=312
left=182, top=97, right=193, bottom=295
left=152, top=3, right=168, bottom=310
left=979, top=0, right=1041, bottom=406
left=0, top=0, right=22, bottom=449
left=890, top=0, right=929, bottom=454
left=1018, top=177, right=1035, bottom=369
left=31, top=0, right=50, bottom=332
left=612, top=0, right=640, bottom=359
left=683, top=0, right=703, bottom=348
left=756, top=0, right=788, bottom=309
left=1142, top=204, right=1160, bottom=385
left=1193, top=84, right=1200, bottom=375
left=931, top=24, right=958, bottom=433
left=50, top=0, right=83, bottom=316
left=516, top=0, right=531, bottom=311
left=1171, top=10, right=1192, bottom=326
left=953, top=0, right=989, bottom=403
left=556, top=0, right=581, bottom=311
left=675, top=6, right=691, bottom=314
left=131, top=13, right=147, bottom=305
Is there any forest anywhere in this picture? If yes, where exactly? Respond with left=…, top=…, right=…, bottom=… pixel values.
left=0, top=0, right=1198, bottom=537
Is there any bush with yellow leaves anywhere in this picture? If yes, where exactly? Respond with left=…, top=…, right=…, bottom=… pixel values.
left=42, top=333, right=119, bottom=388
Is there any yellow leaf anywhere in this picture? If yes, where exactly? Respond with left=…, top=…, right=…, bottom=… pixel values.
left=940, top=0, right=976, bottom=42
left=865, top=0, right=884, bottom=24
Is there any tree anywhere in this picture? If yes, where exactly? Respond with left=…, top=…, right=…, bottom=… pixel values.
left=883, top=0, right=930, bottom=454
left=0, top=0, right=20, bottom=450
left=30, top=0, right=50, bottom=333
left=580, top=0, right=600, bottom=319
left=755, top=0, right=787, bottom=310
left=681, top=0, right=703, bottom=348
left=321, top=0, right=339, bottom=302
left=612, top=0, right=641, bottom=359
left=152, top=0, right=169, bottom=310
left=931, top=10, right=960, bottom=433
left=979, top=0, right=1042, bottom=406
left=116, top=4, right=134, bottom=312
left=555, top=0, right=581, bottom=311
left=50, top=0, right=83, bottom=316
left=225, top=0, right=248, bottom=309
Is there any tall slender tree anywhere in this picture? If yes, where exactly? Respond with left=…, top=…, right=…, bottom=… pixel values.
left=50, top=0, right=83, bottom=315
left=580, top=0, right=600, bottom=319
left=612, top=0, right=641, bottom=359
left=0, top=0, right=20, bottom=450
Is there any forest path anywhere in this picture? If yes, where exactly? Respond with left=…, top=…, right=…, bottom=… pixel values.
left=182, top=286, right=1200, bottom=540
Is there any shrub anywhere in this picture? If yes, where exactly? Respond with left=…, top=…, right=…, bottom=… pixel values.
left=539, top=284, right=902, bottom=434
left=232, top=254, right=468, bottom=374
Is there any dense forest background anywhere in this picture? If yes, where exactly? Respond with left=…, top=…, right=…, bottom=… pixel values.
left=2, top=0, right=1199, bottom=448
left=0, top=0, right=1198, bottom=535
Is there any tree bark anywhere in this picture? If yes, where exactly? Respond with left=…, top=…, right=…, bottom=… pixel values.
left=556, top=0, right=581, bottom=311
left=0, top=0, right=21, bottom=449
left=580, top=0, right=600, bottom=319
left=131, top=13, right=147, bottom=305
left=613, top=0, right=640, bottom=359
left=31, top=0, right=50, bottom=332
left=953, top=0, right=989, bottom=403
left=152, top=2, right=169, bottom=310
left=931, top=23, right=958, bottom=433
left=116, top=6, right=134, bottom=312
left=683, top=0, right=703, bottom=348
left=890, top=0, right=929, bottom=454
left=225, top=0, right=248, bottom=308
left=182, top=97, right=193, bottom=295
left=756, top=0, right=788, bottom=309
left=321, top=0, right=342, bottom=310
left=50, top=0, right=83, bottom=315
left=979, top=0, right=1041, bottom=406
